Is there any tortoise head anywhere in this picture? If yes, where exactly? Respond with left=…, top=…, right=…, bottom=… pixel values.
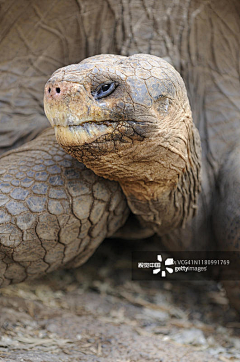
left=44, top=54, right=200, bottom=200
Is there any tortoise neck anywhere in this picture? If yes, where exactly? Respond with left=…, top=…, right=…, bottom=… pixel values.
left=119, top=125, right=202, bottom=235
left=121, top=163, right=201, bottom=236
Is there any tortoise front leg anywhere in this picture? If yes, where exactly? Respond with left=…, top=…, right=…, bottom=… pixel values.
left=213, top=146, right=240, bottom=312
left=0, top=128, right=129, bottom=286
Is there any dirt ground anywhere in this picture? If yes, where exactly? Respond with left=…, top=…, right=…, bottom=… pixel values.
left=0, top=237, right=240, bottom=362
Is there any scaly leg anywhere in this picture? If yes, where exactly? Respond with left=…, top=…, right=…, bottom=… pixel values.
left=0, top=128, right=129, bottom=286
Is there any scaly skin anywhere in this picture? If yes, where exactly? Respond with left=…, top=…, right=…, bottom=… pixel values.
left=0, top=128, right=129, bottom=286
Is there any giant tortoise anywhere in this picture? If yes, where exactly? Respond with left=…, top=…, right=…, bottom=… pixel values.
left=0, top=0, right=239, bottom=311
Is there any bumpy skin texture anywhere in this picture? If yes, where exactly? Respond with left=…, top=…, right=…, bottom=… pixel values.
left=0, top=129, right=128, bottom=286
left=0, top=0, right=240, bottom=311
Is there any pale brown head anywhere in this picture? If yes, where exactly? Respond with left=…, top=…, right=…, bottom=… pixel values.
left=44, top=54, right=200, bottom=200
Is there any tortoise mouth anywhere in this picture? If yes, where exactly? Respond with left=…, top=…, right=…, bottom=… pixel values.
left=68, top=119, right=117, bottom=129
left=54, top=120, right=117, bottom=147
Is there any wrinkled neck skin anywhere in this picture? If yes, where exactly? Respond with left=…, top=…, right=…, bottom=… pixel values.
left=123, top=163, right=200, bottom=236
left=118, top=125, right=201, bottom=236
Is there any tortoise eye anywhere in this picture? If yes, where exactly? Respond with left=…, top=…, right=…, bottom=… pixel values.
left=93, top=82, right=117, bottom=99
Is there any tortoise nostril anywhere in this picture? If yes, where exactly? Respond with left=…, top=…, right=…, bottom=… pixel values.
left=48, top=87, right=51, bottom=93
left=56, top=87, right=61, bottom=94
